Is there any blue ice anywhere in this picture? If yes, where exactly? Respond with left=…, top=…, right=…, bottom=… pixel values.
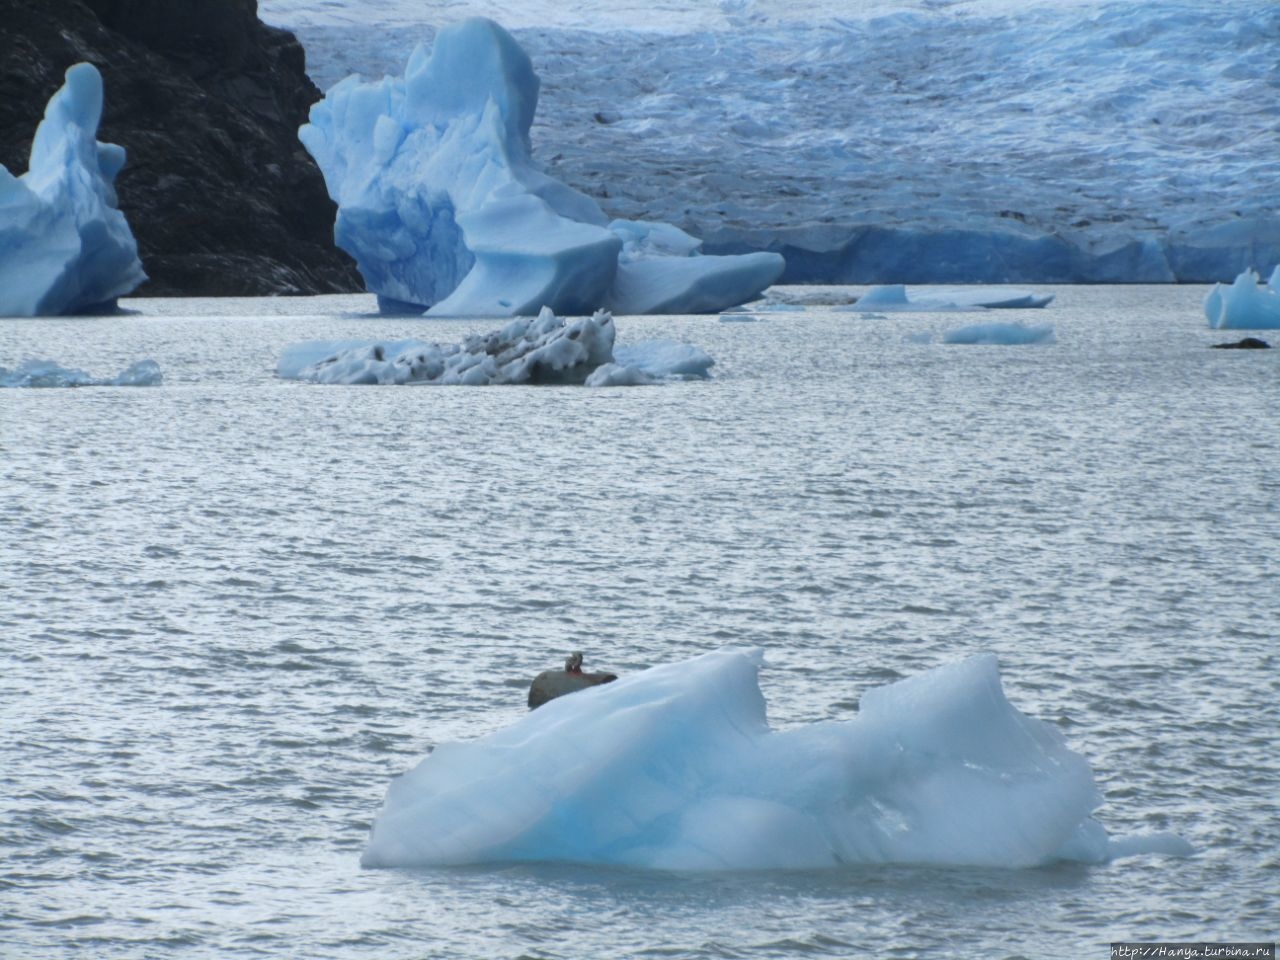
left=0, top=64, right=145, bottom=317
left=300, top=18, right=784, bottom=317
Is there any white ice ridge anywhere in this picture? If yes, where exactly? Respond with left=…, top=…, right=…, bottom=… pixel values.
left=360, top=648, right=1192, bottom=871
left=276, top=307, right=713, bottom=385
left=0, top=64, right=146, bottom=317
left=299, top=17, right=784, bottom=317
left=1203, top=268, right=1280, bottom=330
left=0, top=358, right=161, bottom=388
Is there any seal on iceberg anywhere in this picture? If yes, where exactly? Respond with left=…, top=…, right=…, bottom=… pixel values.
left=528, top=652, right=618, bottom=709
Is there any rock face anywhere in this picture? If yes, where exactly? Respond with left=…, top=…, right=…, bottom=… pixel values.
left=0, top=0, right=361, bottom=296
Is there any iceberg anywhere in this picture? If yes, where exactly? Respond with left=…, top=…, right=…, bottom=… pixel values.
left=361, top=648, right=1190, bottom=871
left=299, top=18, right=784, bottom=317
left=1203, top=268, right=1280, bottom=330
left=0, top=63, right=146, bottom=317
left=0, top=358, right=161, bottom=388
left=276, top=307, right=712, bottom=386
left=942, top=322, right=1056, bottom=345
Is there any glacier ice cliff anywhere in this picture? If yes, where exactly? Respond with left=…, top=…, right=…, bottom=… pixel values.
left=0, top=63, right=145, bottom=317
left=360, top=648, right=1192, bottom=870
left=1204, top=268, right=1280, bottom=330
left=299, top=17, right=784, bottom=316
left=274, top=2, right=1280, bottom=284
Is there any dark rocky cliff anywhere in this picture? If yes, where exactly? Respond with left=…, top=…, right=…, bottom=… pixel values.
left=0, top=0, right=360, bottom=296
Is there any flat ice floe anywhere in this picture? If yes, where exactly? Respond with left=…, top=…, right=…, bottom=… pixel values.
left=276, top=307, right=712, bottom=385
left=843, top=285, right=1054, bottom=313
left=0, top=358, right=161, bottom=388
left=361, top=648, right=1191, bottom=871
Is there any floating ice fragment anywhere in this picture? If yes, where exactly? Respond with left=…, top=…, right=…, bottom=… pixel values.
left=360, top=648, right=1187, bottom=871
left=843, top=285, right=1053, bottom=313
left=0, top=358, right=162, bottom=388
left=1203, top=268, right=1280, bottom=330
left=0, top=64, right=146, bottom=316
left=277, top=308, right=711, bottom=386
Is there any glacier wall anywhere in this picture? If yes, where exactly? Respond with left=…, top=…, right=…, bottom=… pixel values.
left=272, top=1, right=1280, bottom=285
left=0, top=63, right=145, bottom=316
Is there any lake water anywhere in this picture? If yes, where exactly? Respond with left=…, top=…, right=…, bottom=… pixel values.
left=2, top=285, right=1276, bottom=958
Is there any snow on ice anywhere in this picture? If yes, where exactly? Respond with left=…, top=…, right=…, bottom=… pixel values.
left=300, top=18, right=783, bottom=317
left=276, top=306, right=713, bottom=385
left=0, top=64, right=145, bottom=317
left=360, top=648, right=1192, bottom=871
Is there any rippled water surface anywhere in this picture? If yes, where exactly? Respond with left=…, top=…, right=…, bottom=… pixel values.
left=2, top=287, right=1277, bottom=959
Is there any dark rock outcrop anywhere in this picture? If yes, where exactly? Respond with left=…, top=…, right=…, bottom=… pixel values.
left=1210, top=337, right=1271, bottom=350
left=0, top=0, right=361, bottom=296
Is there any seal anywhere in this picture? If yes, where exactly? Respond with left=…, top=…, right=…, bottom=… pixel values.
left=527, top=652, right=618, bottom=709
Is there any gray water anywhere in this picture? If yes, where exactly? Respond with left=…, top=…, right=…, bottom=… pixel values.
left=2, top=286, right=1276, bottom=959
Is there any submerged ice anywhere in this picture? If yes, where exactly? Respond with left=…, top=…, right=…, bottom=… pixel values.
left=361, top=648, right=1189, bottom=871
left=0, top=64, right=145, bottom=317
left=299, top=18, right=783, bottom=317
left=0, top=358, right=161, bottom=388
left=276, top=307, right=712, bottom=385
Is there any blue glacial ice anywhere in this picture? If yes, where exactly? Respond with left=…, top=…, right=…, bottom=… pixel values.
left=360, top=648, right=1191, bottom=871
left=0, top=64, right=146, bottom=317
left=299, top=18, right=784, bottom=317
left=0, top=358, right=161, bottom=388
left=276, top=307, right=712, bottom=385
left=1203, top=268, right=1280, bottom=330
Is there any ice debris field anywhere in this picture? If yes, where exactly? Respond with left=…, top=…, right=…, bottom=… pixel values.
left=300, top=18, right=783, bottom=317
left=0, top=64, right=145, bottom=317
left=362, top=648, right=1192, bottom=871
left=277, top=307, right=713, bottom=386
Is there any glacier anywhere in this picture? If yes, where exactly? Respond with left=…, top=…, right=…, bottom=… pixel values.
left=276, top=306, right=713, bottom=385
left=267, top=0, right=1280, bottom=285
left=1203, top=268, right=1280, bottom=330
left=299, top=18, right=784, bottom=316
left=0, top=63, right=146, bottom=317
left=360, top=648, right=1191, bottom=871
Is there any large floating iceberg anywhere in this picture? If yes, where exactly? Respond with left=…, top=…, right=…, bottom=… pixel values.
left=1203, top=268, right=1280, bottom=330
left=299, top=18, right=784, bottom=317
left=0, top=64, right=146, bottom=317
left=276, top=307, right=712, bottom=386
left=361, top=648, right=1190, bottom=871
